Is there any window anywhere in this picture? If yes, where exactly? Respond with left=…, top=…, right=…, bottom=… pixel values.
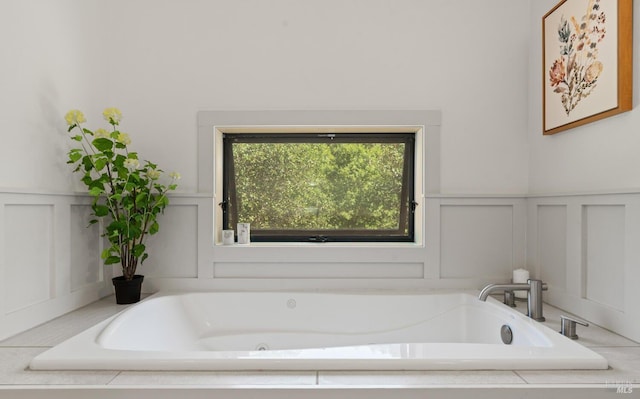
left=221, top=132, right=416, bottom=242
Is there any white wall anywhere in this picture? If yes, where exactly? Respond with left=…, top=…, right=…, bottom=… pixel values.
left=0, top=0, right=114, bottom=339
left=0, top=0, right=532, bottom=340
left=6, top=0, right=534, bottom=194
left=5, top=0, right=640, bottom=344
left=528, top=0, right=640, bottom=194
left=0, top=0, right=110, bottom=192
left=102, top=0, right=531, bottom=195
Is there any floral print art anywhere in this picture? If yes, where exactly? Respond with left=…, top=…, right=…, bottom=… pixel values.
left=548, top=0, right=606, bottom=116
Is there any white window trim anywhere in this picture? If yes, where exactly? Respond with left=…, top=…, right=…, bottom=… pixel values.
left=197, top=110, right=441, bottom=247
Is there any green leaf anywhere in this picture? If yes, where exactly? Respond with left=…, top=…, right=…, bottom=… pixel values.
left=72, top=135, right=83, bottom=141
left=135, top=192, right=147, bottom=206
left=104, top=256, right=121, bottom=265
left=92, top=138, right=113, bottom=152
left=94, top=158, right=107, bottom=171
left=128, top=226, right=142, bottom=239
left=133, top=244, right=146, bottom=258
left=88, top=186, right=103, bottom=197
left=114, top=154, right=126, bottom=167
left=149, top=221, right=159, bottom=235
left=93, top=205, right=109, bottom=217
left=82, top=174, right=93, bottom=186
left=101, top=248, right=111, bottom=259
left=82, top=155, right=93, bottom=172
left=68, top=151, right=83, bottom=163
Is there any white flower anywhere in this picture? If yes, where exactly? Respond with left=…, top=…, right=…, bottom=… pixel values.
left=169, top=171, right=181, bottom=180
left=116, top=132, right=131, bottom=145
left=123, top=158, right=140, bottom=172
left=147, top=169, right=161, bottom=180
left=64, top=109, right=86, bottom=126
left=103, top=107, right=122, bottom=124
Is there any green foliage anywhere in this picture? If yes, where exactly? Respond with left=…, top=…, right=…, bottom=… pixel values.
left=230, top=141, right=407, bottom=233
left=65, top=108, right=179, bottom=280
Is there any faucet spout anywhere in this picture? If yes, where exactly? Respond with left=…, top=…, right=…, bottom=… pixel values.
left=478, top=279, right=548, bottom=322
left=478, top=283, right=530, bottom=302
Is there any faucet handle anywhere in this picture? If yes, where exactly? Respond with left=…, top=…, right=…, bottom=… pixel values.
left=560, top=315, right=589, bottom=340
left=503, top=290, right=516, bottom=307
left=527, top=279, right=548, bottom=291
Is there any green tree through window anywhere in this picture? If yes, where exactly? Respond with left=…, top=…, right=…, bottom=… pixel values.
left=222, top=133, right=415, bottom=242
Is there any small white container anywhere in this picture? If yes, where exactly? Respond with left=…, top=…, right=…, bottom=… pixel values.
left=222, top=230, right=235, bottom=245
left=513, top=268, right=530, bottom=299
left=237, top=223, right=250, bottom=244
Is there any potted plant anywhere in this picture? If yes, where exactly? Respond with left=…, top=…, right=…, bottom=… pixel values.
left=65, top=108, right=179, bottom=304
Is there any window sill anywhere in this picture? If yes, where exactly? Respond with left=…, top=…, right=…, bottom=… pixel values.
left=215, top=241, right=424, bottom=248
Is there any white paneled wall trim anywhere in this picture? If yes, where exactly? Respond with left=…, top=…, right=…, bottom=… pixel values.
left=3, top=189, right=640, bottom=343
left=0, top=191, right=110, bottom=341
left=528, top=192, right=640, bottom=343
left=0, top=190, right=211, bottom=341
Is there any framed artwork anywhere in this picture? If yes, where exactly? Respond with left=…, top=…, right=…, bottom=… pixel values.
left=543, top=0, right=632, bottom=135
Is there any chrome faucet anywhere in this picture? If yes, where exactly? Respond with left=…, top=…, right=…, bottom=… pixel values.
left=478, top=279, right=547, bottom=321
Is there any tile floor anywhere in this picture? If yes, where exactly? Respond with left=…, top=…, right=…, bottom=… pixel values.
left=0, top=295, right=638, bottom=392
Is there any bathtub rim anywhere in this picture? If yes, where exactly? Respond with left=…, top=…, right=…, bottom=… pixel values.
left=29, top=290, right=609, bottom=371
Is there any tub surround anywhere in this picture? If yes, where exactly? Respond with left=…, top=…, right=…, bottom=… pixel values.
left=0, top=295, right=638, bottom=398
left=29, top=291, right=607, bottom=371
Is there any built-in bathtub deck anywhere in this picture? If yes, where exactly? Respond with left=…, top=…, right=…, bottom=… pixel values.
left=0, top=295, right=638, bottom=398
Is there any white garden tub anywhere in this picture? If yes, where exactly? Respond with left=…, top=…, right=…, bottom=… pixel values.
left=30, top=291, right=607, bottom=370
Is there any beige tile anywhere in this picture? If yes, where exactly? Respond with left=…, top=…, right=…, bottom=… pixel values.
left=506, top=301, right=639, bottom=347
left=0, top=296, right=126, bottom=347
left=517, top=347, right=640, bottom=384
left=538, top=306, right=639, bottom=348
left=110, top=371, right=317, bottom=385
left=0, top=348, right=117, bottom=385
left=318, top=370, right=525, bottom=386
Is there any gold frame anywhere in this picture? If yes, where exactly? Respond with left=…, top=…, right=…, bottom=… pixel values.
left=543, top=0, right=633, bottom=135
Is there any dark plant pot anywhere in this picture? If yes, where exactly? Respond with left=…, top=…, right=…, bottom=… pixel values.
left=112, top=275, right=144, bottom=304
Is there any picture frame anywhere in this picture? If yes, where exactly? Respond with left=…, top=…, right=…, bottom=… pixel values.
left=543, top=0, right=632, bottom=135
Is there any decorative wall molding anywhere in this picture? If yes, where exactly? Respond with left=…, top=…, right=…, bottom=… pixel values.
left=527, top=193, right=640, bottom=342
left=2, top=189, right=639, bottom=342
left=0, top=191, right=112, bottom=341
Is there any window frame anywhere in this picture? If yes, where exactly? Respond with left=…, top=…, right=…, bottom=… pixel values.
left=221, top=132, right=417, bottom=243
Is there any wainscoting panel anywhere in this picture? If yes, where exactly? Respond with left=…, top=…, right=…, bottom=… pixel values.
left=213, top=262, right=424, bottom=279
left=138, top=204, right=199, bottom=279
left=0, top=192, right=111, bottom=341
left=440, top=205, right=513, bottom=279
left=528, top=194, right=640, bottom=343
left=436, top=197, right=526, bottom=283
left=70, top=205, right=102, bottom=292
left=3, top=204, right=53, bottom=313
left=582, top=205, right=626, bottom=311
left=3, top=189, right=638, bottom=344
left=537, top=205, right=567, bottom=292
